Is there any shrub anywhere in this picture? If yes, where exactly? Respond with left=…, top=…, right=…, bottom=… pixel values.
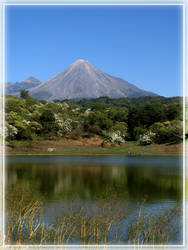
left=20, top=90, right=29, bottom=99
left=84, top=112, right=113, bottom=132
left=5, top=123, right=18, bottom=140
left=89, top=124, right=101, bottom=135
left=55, top=116, right=73, bottom=136
left=150, top=120, right=182, bottom=144
left=134, top=126, right=147, bottom=141
left=139, top=131, right=155, bottom=145
left=103, top=130, right=125, bottom=144
left=40, top=110, right=58, bottom=134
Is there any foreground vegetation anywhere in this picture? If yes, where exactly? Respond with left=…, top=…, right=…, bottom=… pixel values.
left=6, top=184, right=182, bottom=245
left=5, top=92, right=183, bottom=153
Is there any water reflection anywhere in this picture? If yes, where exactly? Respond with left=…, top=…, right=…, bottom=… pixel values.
left=7, top=156, right=182, bottom=202
left=6, top=156, right=183, bottom=244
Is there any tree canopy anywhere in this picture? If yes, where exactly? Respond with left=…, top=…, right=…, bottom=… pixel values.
left=5, top=93, right=183, bottom=145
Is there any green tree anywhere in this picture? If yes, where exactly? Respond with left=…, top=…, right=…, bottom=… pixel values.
left=133, top=126, right=147, bottom=141
left=165, top=103, right=182, bottom=121
left=20, top=90, right=29, bottom=99
left=85, top=112, right=113, bottom=132
left=40, top=109, right=58, bottom=134
left=150, top=120, right=182, bottom=144
left=6, top=96, right=26, bottom=114
left=112, top=122, right=128, bottom=138
left=127, top=108, right=141, bottom=140
left=13, top=119, right=36, bottom=140
left=107, top=107, right=128, bottom=123
left=92, top=103, right=105, bottom=112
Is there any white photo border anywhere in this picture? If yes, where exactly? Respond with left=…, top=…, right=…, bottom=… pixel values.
left=0, top=1, right=186, bottom=249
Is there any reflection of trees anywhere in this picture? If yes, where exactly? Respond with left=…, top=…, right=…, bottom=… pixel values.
left=126, top=167, right=182, bottom=200
left=7, top=161, right=182, bottom=202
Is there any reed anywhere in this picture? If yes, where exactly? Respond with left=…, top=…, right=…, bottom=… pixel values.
left=6, top=186, right=182, bottom=245
left=127, top=204, right=181, bottom=244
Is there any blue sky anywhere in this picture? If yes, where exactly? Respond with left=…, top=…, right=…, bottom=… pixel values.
left=6, top=5, right=183, bottom=97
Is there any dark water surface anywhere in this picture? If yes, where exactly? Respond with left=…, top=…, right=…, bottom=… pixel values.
left=6, top=155, right=183, bottom=244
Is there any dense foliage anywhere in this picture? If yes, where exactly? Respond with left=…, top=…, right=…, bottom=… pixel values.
left=5, top=92, right=183, bottom=145
left=76, top=96, right=182, bottom=109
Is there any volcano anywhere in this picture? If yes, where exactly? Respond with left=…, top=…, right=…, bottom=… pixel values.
left=27, top=59, right=157, bottom=101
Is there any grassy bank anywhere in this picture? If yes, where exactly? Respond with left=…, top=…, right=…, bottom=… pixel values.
left=6, top=139, right=182, bottom=156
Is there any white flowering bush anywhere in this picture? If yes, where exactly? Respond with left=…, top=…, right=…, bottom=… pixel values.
left=103, top=130, right=125, bottom=144
left=102, top=122, right=128, bottom=144
left=84, top=109, right=91, bottom=116
left=61, top=102, right=69, bottom=109
left=55, top=114, right=73, bottom=136
left=22, top=119, right=30, bottom=125
left=139, top=131, right=155, bottom=145
left=5, top=123, right=18, bottom=139
left=72, top=107, right=80, bottom=112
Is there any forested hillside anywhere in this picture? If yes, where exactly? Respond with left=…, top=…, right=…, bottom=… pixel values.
left=5, top=91, right=183, bottom=146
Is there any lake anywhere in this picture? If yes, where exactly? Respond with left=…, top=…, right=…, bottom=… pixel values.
left=6, top=155, right=183, bottom=244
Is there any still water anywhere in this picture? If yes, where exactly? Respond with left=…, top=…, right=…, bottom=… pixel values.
left=6, top=155, right=183, bottom=244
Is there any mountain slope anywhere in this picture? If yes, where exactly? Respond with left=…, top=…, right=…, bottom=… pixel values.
left=6, top=77, right=41, bottom=95
left=29, top=59, right=157, bottom=101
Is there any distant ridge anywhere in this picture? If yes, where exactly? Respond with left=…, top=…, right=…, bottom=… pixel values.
left=6, top=77, right=41, bottom=95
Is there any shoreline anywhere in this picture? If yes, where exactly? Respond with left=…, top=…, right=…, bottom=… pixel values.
left=6, top=140, right=183, bottom=156
left=6, top=153, right=182, bottom=156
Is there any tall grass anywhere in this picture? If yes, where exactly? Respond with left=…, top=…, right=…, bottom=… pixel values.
left=6, top=185, right=182, bottom=245
left=127, top=205, right=181, bottom=244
